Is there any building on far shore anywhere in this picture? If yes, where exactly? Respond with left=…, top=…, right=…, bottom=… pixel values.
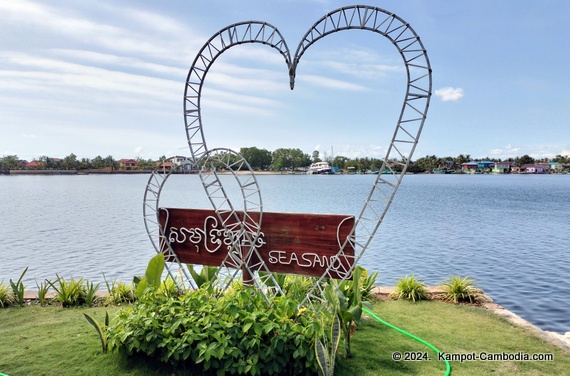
left=119, top=159, right=138, bottom=170
left=492, top=161, right=517, bottom=174
left=461, top=161, right=494, bottom=174
left=521, top=163, right=551, bottom=174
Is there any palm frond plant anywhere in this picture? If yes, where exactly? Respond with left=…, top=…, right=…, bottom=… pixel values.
left=389, top=275, right=428, bottom=302
left=84, top=280, right=101, bottom=306
left=440, top=275, right=481, bottom=303
left=47, top=275, right=86, bottom=307
left=0, top=282, right=14, bottom=308
left=9, top=267, right=28, bottom=306
left=35, top=278, right=51, bottom=306
left=104, top=275, right=136, bottom=305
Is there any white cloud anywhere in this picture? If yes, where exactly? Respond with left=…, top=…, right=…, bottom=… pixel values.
left=317, top=60, right=401, bottom=79
left=299, top=75, right=368, bottom=91
left=490, top=144, right=520, bottom=159
left=560, top=149, right=570, bottom=157
left=336, top=144, right=387, bottom=159
left=52, top=49, right=185, bottom=76
left=0, top=52, right=180, bottom=112
left=0, top=0, right=199, bottom=62
left=435, top=87, right=464, bottom=102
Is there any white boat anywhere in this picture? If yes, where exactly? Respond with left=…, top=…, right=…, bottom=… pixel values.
left=306, top=162, right=332, bottom=174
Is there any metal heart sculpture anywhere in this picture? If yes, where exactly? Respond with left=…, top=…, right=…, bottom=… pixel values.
left=144, top=5, right=431, bottom=307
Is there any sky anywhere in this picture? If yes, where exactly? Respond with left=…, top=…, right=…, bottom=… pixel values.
left=1, top=0, right=569, bottom=162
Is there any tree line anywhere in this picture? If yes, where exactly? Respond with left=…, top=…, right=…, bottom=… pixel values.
left=2, top=149, right=569, bottom=173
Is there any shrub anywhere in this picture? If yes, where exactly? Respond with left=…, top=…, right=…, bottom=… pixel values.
left=35, top=279, right=51, bottom=306
left=84, top=280, right=101, bottom=306
left=104, top=278, right=136, bottom=305
left=158, top=276, right=179, bottom=297
left=187, top=264, right=219, bottom=289
left=390, top=275, right=428, bottom=302
left=107, top=284, right=325, bottom=375
left=440, top=275, right=480, bottom=303
left=260, top=272, right=318, bottom=302
left=47, top=275, right=86, bottom=307
left=0, top=282, right=14, bottom=308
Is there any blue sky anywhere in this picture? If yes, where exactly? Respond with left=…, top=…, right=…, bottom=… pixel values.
left=1, top=0, right=569, bottom=162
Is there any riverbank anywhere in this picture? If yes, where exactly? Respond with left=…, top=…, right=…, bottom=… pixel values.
left=372, top=286, right=570, bottom=351
left=2, top=295, right=569, bottom=376
left=20, top=286, right=570, bottom=351
left=7, top=169, right=154, bottom=175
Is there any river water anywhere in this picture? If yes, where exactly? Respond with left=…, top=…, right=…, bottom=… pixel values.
left=1, top=173, right=569, bottom=334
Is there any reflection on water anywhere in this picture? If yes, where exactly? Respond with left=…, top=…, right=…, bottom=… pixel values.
left=1, top=173, right=569, bottom=333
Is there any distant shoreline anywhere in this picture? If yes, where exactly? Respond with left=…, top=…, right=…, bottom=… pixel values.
left=3, top=169, right=569, bottom=176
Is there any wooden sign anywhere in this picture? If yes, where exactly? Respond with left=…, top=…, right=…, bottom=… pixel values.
left=158, top=208, right=355, bottom=279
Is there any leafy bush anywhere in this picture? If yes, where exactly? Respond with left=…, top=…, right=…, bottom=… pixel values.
left=47, top=275, right=86, bottom=307
left=336, top=266, right=378, bottom=305
left=108, top=284, right=325, bottom=375
left=158, top=276, right=179, bottom=297
left=133, top=253, right=164, bottom=299
left=187, top=264, right=219, bottom=289
left=104, top=276, right=136, bottom=306
left=260, top=272, right=318, bottom=303
left=440, top=275, right=480, bottom=303
left=0, top=282, right=14, bottom=308
left=390, top=275, right=428, bottom=302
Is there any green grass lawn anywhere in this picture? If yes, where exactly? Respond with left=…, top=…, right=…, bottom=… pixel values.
left=1, top=300, right=568, bottom=375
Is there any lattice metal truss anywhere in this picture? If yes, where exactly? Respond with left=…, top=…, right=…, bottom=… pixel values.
left=143, top=156, right=196, bottom=289
left=145, top=5, right=432, bottom=304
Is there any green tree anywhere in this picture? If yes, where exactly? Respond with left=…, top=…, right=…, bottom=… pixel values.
left=91, top=155, right=105, bottom=169
left=38, top=155, right=60, bottom=170
left=332, top=155, right=348, bottom=170
left=0, top=155, right=20, bottom=171
left=553, top=154, right=570, bottom=164
left=311, top=150, right=321, bottom=163
left=79, top=158, right=91, bottom=170
left=414, top=155, right=438, bottom=172
left=454, top=154, right=471, bottom=166
left=240, top=147, right=272, bottom=170
left=62, top=153, right=79, bottom=170
left=136, top=157, right=155, bottom=170
left=104, top=155, right=117, bottom=171
left=271, top=148, right=310, bottom=171
left=515, top=154, right=535, bottom=166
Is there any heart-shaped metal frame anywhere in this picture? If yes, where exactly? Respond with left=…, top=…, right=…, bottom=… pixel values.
left=144, top=5, right=432, bottom=306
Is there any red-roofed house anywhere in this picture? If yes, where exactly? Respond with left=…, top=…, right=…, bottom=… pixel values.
left=26, top=160, right=41, bottom=169
left=119, top=159, right=138, bottom=170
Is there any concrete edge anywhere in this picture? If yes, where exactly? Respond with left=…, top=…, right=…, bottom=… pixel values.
left=371, top=286, right=570, bottom=352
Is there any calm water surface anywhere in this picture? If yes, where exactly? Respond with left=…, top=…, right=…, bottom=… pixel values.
left=1, top=173, right=569, bottom=334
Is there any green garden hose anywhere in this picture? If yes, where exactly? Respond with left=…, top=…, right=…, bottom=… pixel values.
left=362, top=307, right=452, bottom=376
